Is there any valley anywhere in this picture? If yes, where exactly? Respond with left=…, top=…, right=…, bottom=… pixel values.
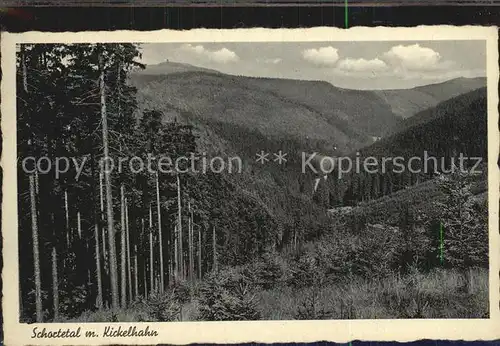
left=18, top=47, right=489, bottom=323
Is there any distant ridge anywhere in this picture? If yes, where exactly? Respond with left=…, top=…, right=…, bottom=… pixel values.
left=137, top=60, right=220, bottom=76
left=132, top=62, right=486, bottom=142
left=374, top=77, right=486, bottom=119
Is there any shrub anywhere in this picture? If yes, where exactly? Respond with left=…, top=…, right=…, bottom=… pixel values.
left=170, top=279, right=192, bottom=304
left=315, top=228, right=357, bottom=278
left=395, top=205, right=432, bottom=272
left=433, top=171, right=488, bottom=269
left=136, top=290, right=181, bottom=321
left=198, top=268, right=261, bottom=321
left=288, top=251, right=324, bottom=288
left=314, top=223, right=401, bottom=279
left=242, top=251, right=290, bottom=289
left=295, top=287, right=333, bottom=320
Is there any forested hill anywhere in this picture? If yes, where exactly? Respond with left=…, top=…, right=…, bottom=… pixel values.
left=135, top=60, right=220, bottom=75
left=359, top=87, right=487, bottom=159
left=131, top=71, right=377, bottom=155
left=332, top=87, right=488, bottom=209
left=374, top=77, right=486, bottom=120
left=134, top=62, right=486, bottom=143
left=130, top=64, right=488, bottom=241
left=389, top=87, right=488, bottom=135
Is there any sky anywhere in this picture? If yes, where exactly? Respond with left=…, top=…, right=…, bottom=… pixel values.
left=139, top=40, right=486, bottom=90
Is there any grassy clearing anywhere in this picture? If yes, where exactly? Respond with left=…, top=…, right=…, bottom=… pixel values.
left=258, top=268, right=488, bottom=320
left=68, top=268, right=488, bottom=322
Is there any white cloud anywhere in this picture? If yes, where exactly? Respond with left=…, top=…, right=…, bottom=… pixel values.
left=382, top=44, right=453, bottom=71
left=302, top=46, right=339, bottom=66
left=337, top=57, right=388, bottom=72
left=179, top=44, right=239, bottom=63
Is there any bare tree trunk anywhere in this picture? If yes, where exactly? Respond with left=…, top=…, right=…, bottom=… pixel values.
left=212, top=225, right=217, bottom=272
left=120, top=185, right=127, bottom=308
left=51, top=247, right=59, bottom=321
left=176, top=174, right=183, bottom=280
left=197, top=228, right=202, bottom=280
left=64, top=189, right=70, bottom=248
left=49, top=211, right=60, bottom=321
left=35, top=170, right=40, bottom=195
left=155, top=172, right=164, bottom=293
left=134, top=245, right=139, bottom=299
left=99, top=167, right=107, bottom=272
left=77, top=211, right=82, bottom=239
left=99, top=54, right=119, bottom=311
left=143, top=265, right=148, bottom=299
left=94, top=222, right=103, bottom=309
left=23, top=48, right=43, bottom=322
left=141, top=217, right=146, bottom=295
left=168, top=237, right=173, bottom=286
left=30, top=175, right=43, bottom=322
left=191, top=212, right=194, bottom=280
left=149, top=204, right=154, bottom=292
left=125, top=198, right=132, bottom=303
left=188, top=202, right=193, bottom=281
left=174, top=225, right=178, bottom=282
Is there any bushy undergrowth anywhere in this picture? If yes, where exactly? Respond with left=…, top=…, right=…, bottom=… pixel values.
left=69, top=284, right=189, bottom=322
left=197, top=268, right=261, bottom=321
left=259, top=267, right=488, bottom=320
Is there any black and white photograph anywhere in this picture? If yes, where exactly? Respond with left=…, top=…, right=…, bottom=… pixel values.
left=2, top=27, right=499, bottom=344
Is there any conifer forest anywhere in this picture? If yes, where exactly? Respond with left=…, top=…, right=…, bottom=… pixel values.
left=17, top=43, right=489, bottom=322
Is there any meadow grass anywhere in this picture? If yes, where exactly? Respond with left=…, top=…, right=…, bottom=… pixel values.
left=69, top=268, right=488, bottom=322
left=258, top=268, right=488, bottom=320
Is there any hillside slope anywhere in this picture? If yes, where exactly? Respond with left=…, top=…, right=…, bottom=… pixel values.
left=327, top=87, right=488, bottom=209
left=374, top=77, right=486, bottom=120
left=131, top=71, right=379, bottom=155
left=136, top=60, right=220, bottom=75
left=363, top=87, right=487, bottom=158
left=131, top=67, right=488, bottom=254
left=241, top=76, right=402, bottom=138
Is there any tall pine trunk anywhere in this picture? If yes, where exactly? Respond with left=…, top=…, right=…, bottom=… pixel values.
left=197, top=228, right=202, bottom=280
left=212, top=225, right=217, bottom=272
left=176, top=174, right=183, bottom=280
left=99, top=54, right=119, bottom=311
left=23, top=48, right=43, bottom=322
left=77, top=211, right=82, bottom=239
left=51, top=247, right=59, bottom=321
left=174, top=225, right=178, bottom=282
left=134, top=245, right=139, bottom=299
left=94, top=223, right=103, bottom=309
left=120, top=185, right=127, bottom=307
left=29, top=175, right=43, bottom=322
left=64, top=189, right=70, bottom=248
left=99, top=167, right=107, bottom=271
left=187, top=202, right=191, bottom=281
left=50, top=212, right=59, bottom=321
left=143, top=264, right=148, bottom=299
left=155, top=172, right=164, bottom=292
left=188, top=202, right=194, bottom=281
left=149, top=204, right=154, bottom=292
left=89, top=153, right=103, bottom=310
left=125, top=198, right=132, bottom=303
left=168, top=236, right=173, bottom=286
